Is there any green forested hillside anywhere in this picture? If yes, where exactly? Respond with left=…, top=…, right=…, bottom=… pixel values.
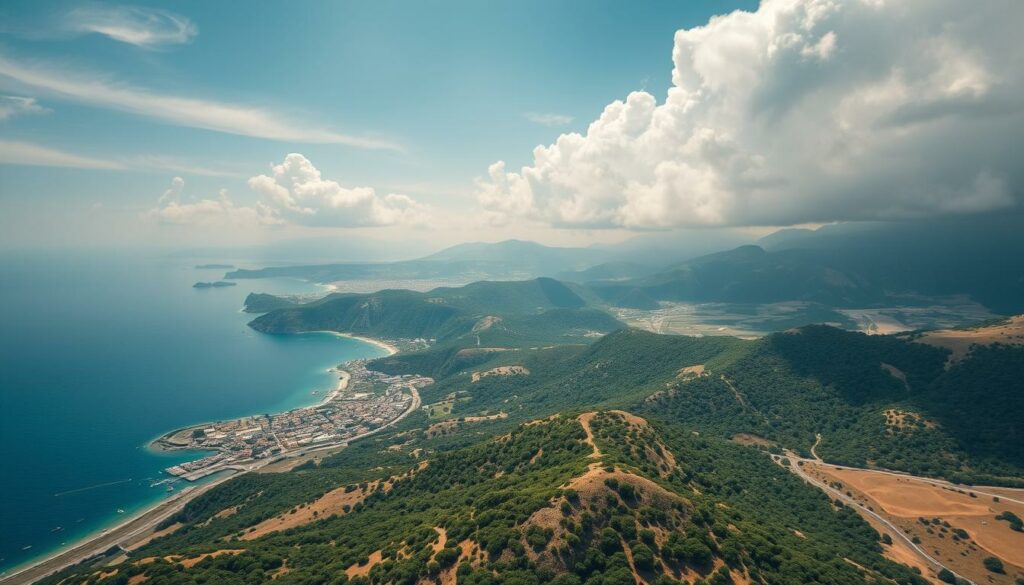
left=589, top=218, right=1024, bottom=315
left=40, top=319, right=1023, bottom=585
left=644, top=326, right=1023, bottom=482
left=243, top=293, right=300, bottom=313
left=42, top=412, right=930, bottom=585
left=590, top=245, right=877, bottom=308
left=383, top=325, right=1023, bottom=483
left=247, top=278, right=621, bottom=348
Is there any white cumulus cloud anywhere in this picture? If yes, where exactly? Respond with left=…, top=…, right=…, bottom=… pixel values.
left=65, top=5, right=197, bottom=49
left=145, top=177, right=281, bottom=228
left=146, top=155, right=427, bottom=229
left=247, top=154, right=428, bottom=227
left=478, top=0, right=1024, bottom=229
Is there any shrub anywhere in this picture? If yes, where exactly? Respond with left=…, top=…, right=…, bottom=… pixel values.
left=525, top=525, right=553, bottom=551
left=436, top=547, right=460, bottom=567
left=639, top=529, right=656, bottom=545
left=983, top=556, right=1004, bottom=573
left=682, top=537, right=713, bottom=567
left=600, top=528, right=622, bottom=553
left=631, top=543, right=655, bottom=571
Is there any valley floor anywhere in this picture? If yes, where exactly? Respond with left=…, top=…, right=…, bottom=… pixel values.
left=614, top=299, right=997, bottom=338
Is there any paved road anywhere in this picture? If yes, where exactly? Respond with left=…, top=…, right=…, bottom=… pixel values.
left=778, top=451, right=976, bottom=585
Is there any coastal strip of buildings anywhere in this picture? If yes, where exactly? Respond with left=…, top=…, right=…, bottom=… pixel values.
left=155, top=360, right=431, bottom=481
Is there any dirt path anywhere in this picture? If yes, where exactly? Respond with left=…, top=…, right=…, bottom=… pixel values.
left=880, top=363, right=910, bottom=391
left=720, top=375, right=749, bottom=408
left=618, top=536, right=643, bottom=585
left=810, top=434, right=822, bottom=461
left=607, top=410, right=648, bottom=427
left=439, top=540, right=480, bottom=585
left=577, top=412, right=602, bottom=459
left=345, top=550, right=383, bottom=578
left=430, top=527, right=448, bottom=557
left=721, top=376, right=768, bottom=424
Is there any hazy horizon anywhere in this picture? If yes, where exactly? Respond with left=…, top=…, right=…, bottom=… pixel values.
left=2, top=0, right=1021, bottom=253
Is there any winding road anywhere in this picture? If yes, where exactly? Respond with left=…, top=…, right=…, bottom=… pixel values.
left=778, top=450, right=977, bottom=585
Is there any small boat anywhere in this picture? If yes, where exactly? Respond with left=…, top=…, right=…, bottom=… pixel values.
left=51, top=526, right=63, bottom=533
left=21, top=545, right=32, bottom=551
left=117, top=508, right=125, bottom=514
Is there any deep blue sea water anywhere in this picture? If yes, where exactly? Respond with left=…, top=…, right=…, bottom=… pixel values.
left=0, top=251, right=386, bottom=574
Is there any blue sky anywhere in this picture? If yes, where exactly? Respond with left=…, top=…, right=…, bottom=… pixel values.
left=0, top=0, right=755, bottom=249
left=1, top=0, right=1019, bottom=252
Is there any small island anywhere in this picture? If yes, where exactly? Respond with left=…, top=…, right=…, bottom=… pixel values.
left=193, top=281, right=237, bottom=288
left=194, top=263, right=235, bottom=269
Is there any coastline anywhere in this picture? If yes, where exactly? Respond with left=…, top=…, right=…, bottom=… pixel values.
left=322, top=368, right=351, bottom=404
left=3, top=332, right=402, bottom=585
left=315, top=331, right=399, bottom=356
left=150, top=332, right=391, bottom=453
left=0, top=471, right=240, bottom=585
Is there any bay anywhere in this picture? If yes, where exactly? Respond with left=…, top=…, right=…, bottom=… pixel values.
left=0, top=251, right=385, bottom=573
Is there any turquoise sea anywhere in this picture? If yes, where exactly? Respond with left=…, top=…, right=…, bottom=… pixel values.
left=0, top=251, right=386, bottom=574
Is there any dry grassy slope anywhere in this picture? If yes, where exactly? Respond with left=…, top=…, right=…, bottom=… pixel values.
left=810, top=463, right=1024, bottom=583
left=911, top=315, right=1024, bottom=367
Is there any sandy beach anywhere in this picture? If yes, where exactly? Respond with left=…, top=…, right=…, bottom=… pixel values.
left=317, top=331, right=399, bottom=356
left=322, top=368, right=351, bottom=403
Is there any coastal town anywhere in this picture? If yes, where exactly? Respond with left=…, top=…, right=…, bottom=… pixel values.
left=153, top=360, right=432, bottom=481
